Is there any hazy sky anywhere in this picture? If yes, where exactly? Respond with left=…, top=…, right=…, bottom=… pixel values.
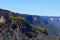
left=0, top=0, right=60, bottom=16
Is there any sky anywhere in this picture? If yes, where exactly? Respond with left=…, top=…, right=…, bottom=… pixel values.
left=0, top=0, right=60, bottom=16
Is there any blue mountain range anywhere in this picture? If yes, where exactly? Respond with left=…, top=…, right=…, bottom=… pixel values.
left=0, top=9, right=60, bottom=36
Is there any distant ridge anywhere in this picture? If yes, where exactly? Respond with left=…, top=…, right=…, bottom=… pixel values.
left=0, top=8, right=60, bottom=36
